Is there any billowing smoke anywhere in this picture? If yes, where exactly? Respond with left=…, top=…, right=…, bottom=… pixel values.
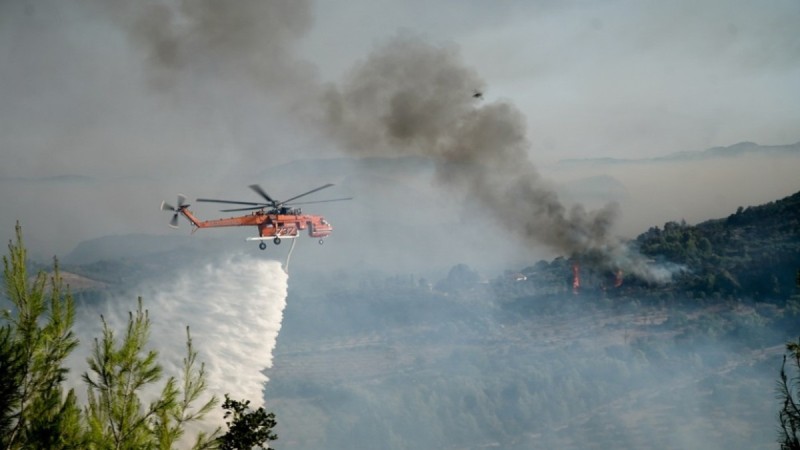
left=87, top=0, right=317, bottom=104
left=97, top=2, right=659, bottom=278
left=72, top=254, right=288, bottom=434
left=320, top=36, right=655, bottom=278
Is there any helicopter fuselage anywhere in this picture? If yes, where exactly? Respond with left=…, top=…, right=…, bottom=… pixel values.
left=179, top=208, right=333, bottom=239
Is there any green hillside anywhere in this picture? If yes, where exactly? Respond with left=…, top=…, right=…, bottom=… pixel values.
left=635, top=190, right=800, bottom=301
left=505, top=190, right=800, bottom=305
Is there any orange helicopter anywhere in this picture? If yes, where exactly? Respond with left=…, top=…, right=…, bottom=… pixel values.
left=161, top=184, right=350, bottom=250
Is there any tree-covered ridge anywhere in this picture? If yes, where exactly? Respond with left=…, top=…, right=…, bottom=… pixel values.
left=503, top=190, right=800, bottom=303
left=634, top=190, right=800, bottom=300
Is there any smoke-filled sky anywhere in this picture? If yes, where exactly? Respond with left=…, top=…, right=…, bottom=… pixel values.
left=1, top=0, right=799, bottom=262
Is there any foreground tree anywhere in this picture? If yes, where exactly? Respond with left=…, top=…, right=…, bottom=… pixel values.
left=83, top=299, right=220, bottom=449
left=152, top=327, right=221, bottom=449
left=778, top=339, right=800, bottom=450
left=1, top=224, right=277, bottom=449
left=216, top=396, right=278, bottom=450
left=778, top=272, right=800, bottom=450
left=0, top=325, right=23, bottom=440
left=1, top=222, right=83, bottom=449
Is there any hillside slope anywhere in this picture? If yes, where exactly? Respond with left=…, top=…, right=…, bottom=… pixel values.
left=635, top=190, right=800, bottom=300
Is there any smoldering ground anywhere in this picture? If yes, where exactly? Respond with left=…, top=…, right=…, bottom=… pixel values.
left=265, top=268, right=782, bottom=450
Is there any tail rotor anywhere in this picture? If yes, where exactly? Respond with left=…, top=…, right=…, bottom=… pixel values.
left=160, top=194, right=189, bottom=228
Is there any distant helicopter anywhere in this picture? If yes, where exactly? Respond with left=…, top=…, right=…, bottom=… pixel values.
left=161, top=184, right=351, bottom=250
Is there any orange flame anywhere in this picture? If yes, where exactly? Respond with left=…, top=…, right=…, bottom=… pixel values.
left=614, top=270, right=624, bottom=288
left=572, top=262, right=580, bottom=295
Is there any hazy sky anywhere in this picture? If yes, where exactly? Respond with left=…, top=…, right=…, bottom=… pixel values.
left=302, top=0, right=800, bottom=160
left=1, top=0, right=799, bottom=260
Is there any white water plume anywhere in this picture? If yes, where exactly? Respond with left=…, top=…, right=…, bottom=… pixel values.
left=70, top=253, right=289, bottom=436
left=143, top=254, right=288, bottom=410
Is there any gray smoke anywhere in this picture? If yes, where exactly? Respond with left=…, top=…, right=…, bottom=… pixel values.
left=87, top=0, right=314, bottom=93
left=321, top=36, right=637, bottom=275
left=97, top=2, right=654, bottom=278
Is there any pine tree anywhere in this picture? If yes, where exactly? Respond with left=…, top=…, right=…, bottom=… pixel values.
left=216, top=395, right=278, bottom=450
left=82, top=300, right=222, bottom=449
left=2, top=224, right=274, bottom=449
left=778, top=271, right=800, bottom=449
left=83, top=298, right=169, bottom=449
left=151, top=327, right=220, bottom=450
left=1, top=222, right=82, bottom=449
left=778, top=340, right=800, bottom=450
left=0, top=325, right=23, bottom=439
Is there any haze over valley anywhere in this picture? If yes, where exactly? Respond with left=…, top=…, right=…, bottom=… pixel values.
left=2, top=1, right=800, bottom=449
left=48, top=188, right=800, bottom=449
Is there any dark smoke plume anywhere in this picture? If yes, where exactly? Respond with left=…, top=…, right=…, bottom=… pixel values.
left=88, top=0, right=316, bottom=96
left=98, top=3, right=662, bottom=280
left=321, top=36, right=654, bottom=277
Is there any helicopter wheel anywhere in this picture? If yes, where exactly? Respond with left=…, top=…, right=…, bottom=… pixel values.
left=273, top=237, right=281, bottom=245
left=318, top=239, right=324, bottom=245
left=259, top=242, right=267, bottom=250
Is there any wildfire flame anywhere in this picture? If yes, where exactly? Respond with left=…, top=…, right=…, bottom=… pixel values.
left=614, top=270, right=624, bottom=288
left=572, top=262, right=580, bottom=295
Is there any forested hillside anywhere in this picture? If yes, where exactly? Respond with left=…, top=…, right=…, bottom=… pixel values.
left=636, top=190, right=800, bottom=300
left=504, top=190, right=800, bottom=305
left=15, top=190, right=798, bottom=449
left=266, top=190, right=800, bottom=449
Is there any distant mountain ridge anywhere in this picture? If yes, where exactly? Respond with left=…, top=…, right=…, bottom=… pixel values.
left=0, top=174, right=97, bottom=184
left=59, top=141, right=797, bottom=270
left=63, top=234, right=234, bottom=265
left=558, top=141, right=800, bottom=166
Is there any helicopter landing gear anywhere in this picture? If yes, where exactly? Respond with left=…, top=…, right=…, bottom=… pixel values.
left=273, top=237, right=281, bottom=245
left=259, top=242, right=267, bottom=250
left=318, top=239, right=325, bottom=245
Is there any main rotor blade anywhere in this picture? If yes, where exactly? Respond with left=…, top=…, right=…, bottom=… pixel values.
left=196, top=198, right=266, bottom=206
left=286, top=197, right=353, bottom=206
left=220, top=206, right=269, bottom=212
left=249, top=184, right=276, bottom=205
left=281, top=183, right=335, bottom=205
